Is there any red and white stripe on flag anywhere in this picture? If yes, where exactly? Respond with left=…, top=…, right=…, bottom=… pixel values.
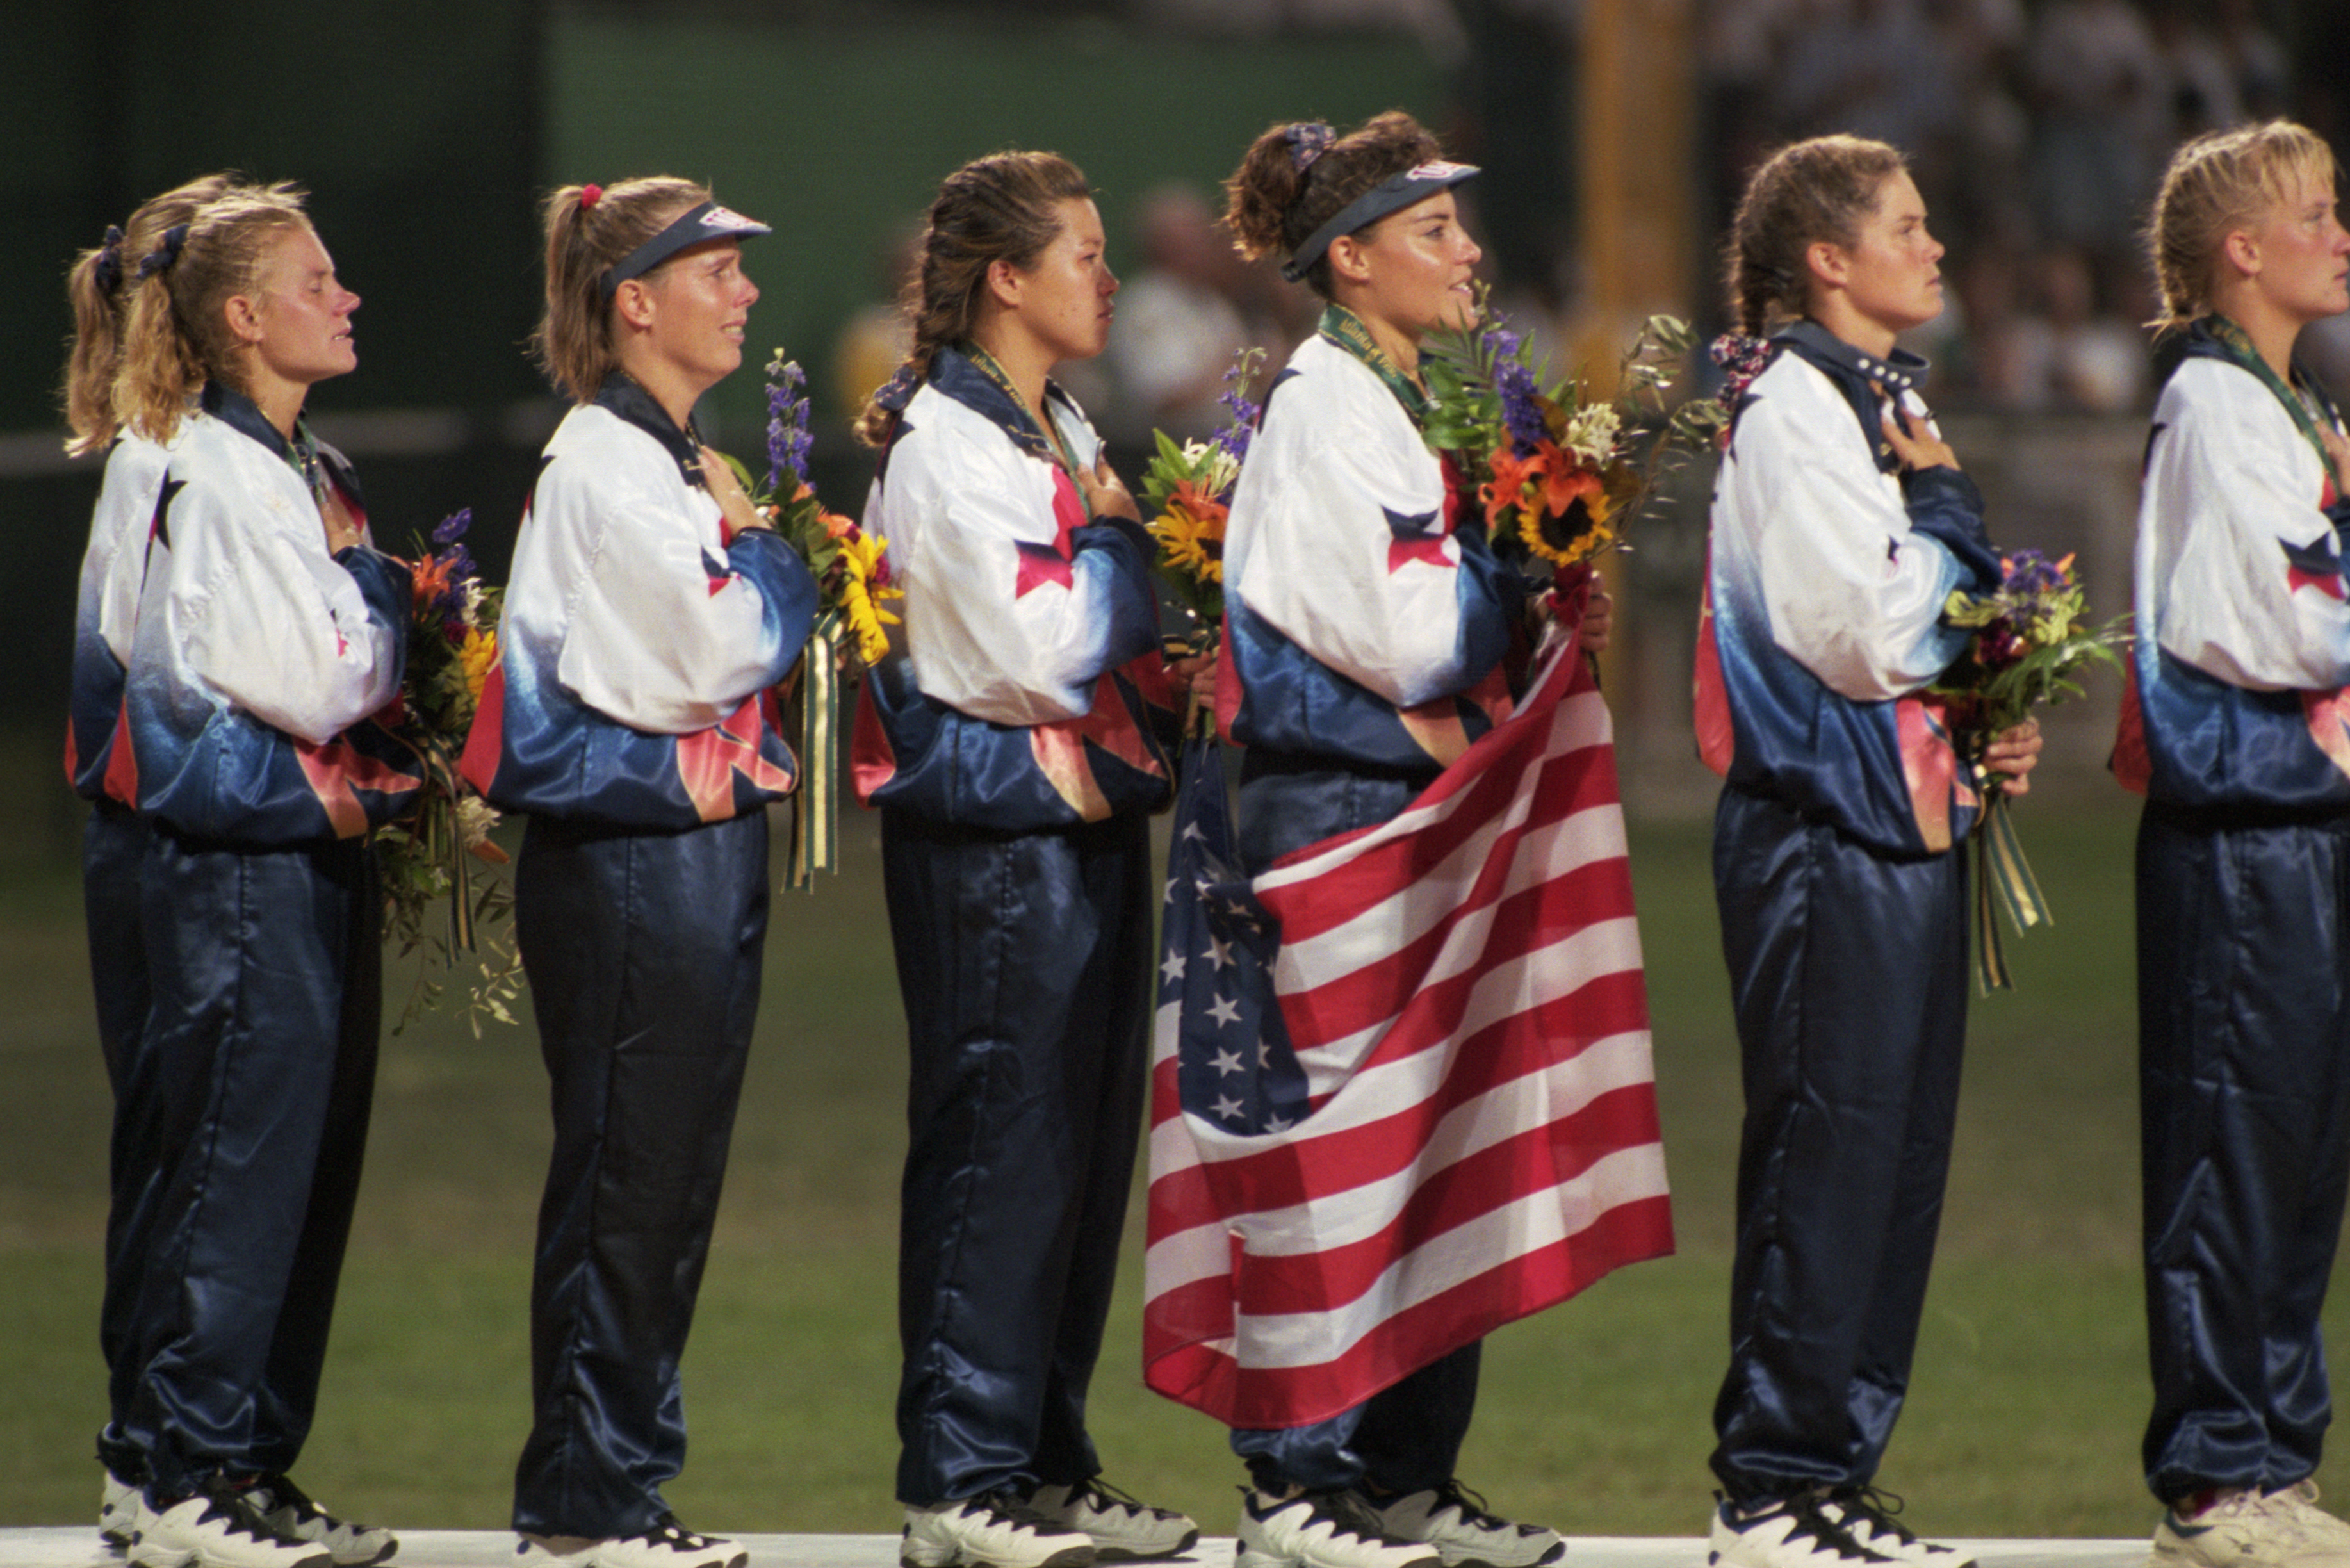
left=1143, top=634, right=1674, bottom=1429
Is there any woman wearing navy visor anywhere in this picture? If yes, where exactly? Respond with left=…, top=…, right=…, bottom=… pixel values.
left=1214, top=112, right=1599, bottom=1568
left=463, top=179, right=817, bottom=1568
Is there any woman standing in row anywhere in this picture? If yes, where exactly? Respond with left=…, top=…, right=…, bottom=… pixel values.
left=1695, top=135, right=2039, bottom=1568
left=462, top=176, right=817, bottom=1568
left=113, top=181, right=411, bottom=1568
left=852, top=150, right=1197, bottom=1568
left=59, top=170, right=238, bottom=1555
left=1211, top=111, right=1583, bottom=1568
left=2119, top=119, right=2350, bottom=1568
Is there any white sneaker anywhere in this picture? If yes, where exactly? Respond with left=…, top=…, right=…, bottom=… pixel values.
left=129, top=1487, right=332, bottom=1568
left=514, top=1515, right=746, bottom=1568
left=1025, top=1481, right=1198, bottom=1561
left=902, top=1492, right=1097, bottom=1568
left=2152, top=1488, right=2350, bottom=1568
left=1708, top=1493, right=1889, bottom=1568
left=1818, top=1489, right=1971, bottom=1568
left=1367, top=1483, right=1562, bottom=1568
left=103, top=1469, right=142, bottom=1551
left=1236, top=1488, right=1440, bottom=1568
left=247, top=1474, right=397, bottom=1565
left=2264, top=1484, right=2350, bottom=1553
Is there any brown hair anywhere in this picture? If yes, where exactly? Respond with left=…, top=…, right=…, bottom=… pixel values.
left=1723, top=135, right=1909, bottom=337
left=853, top=151, right=1093, bottom=448
left=113, top=181, right=314, bottom=445
left=61, top=174, right=245, bottom=456
left=534, top=176, right=712, bottom=404
left=1223, top=111, right=1444, bottom=296
left=2146, top=120, right=2340, bottom=332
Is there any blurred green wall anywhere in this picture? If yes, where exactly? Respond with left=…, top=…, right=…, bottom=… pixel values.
left=4, top=3, right=1441, bottom=751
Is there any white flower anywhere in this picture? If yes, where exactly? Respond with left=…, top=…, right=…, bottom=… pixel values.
left=1564, top=404, right=1621, bottom=466
left=457, top=796, right=502, bottom=852
left=1183, top=439, right=1241, bottom=496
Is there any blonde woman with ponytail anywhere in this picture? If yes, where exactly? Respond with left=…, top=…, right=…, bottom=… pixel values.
left=105, top=181, right=409, bottom=1568
left=851, top=149, right=1198, bottom=1568
left=60, top=170, right=237, bottom=1556
left=2117, top=120, right=2350, bottom=1568
left=1693, top=135, right=2038, bottom=1568
left=460, top=177, right=814, bottom=1568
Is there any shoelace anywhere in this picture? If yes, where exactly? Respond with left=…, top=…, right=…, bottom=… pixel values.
left=193, top=1485, right=301, bottom=1548
left=643, top=1513, right=724, bottom=1549
left=1424, top=1481, right=1515, bottom=1533
left=1830, top=1485, right=1925, bottom=1548
left=1317, top=1489, right=1402, bottom=1544
left=1064, top=1478, right=1169, bottom=1521
left=978, top=1490, right=1068, bottom=1533
left=1768, top=1492, right=1884, bottom=1562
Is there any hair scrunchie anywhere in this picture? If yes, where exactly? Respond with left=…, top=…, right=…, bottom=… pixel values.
left=1284, top=122, right=1336, bottom=172
left=1710, top=332, right=1775, bottom=408
left=580, top=183, right=603, bottom=211
left=93, top=225, right=127, bottom=297
left=135, top=224, right=188, bottom=281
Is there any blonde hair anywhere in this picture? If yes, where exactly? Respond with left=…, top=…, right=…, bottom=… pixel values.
left=2146, top=120, right=2340, bottom=331
left=113, top=181, right=314, bottom=445
left=534, top=176, right=711, bottom=404
left=853, top=151, right=1093, bottom=448
left=1723, top=135, right=1908, bottom=337
left=1223, top=111, right=1444, bottom=297
left=61, top=173, right=242, bottom=455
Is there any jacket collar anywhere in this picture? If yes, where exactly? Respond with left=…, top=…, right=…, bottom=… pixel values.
left=592, top=371, right=703, bottom=482
left=1775, top=319, right=1930, bottom=473
left=927, top=343, right=1079, bottom=464
left=199, top=381, right=362, bottom=507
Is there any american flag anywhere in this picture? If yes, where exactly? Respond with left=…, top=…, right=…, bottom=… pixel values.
left=1143, top=635, right=1674, bottom=1429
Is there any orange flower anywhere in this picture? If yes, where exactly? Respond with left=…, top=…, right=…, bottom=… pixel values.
left=1482, top=446, right=1547, bottom=530
left=1168, top=480, right=1229, bottom=542
left=409, top=553, right=456, bottom=619
left=1531, top=448, right=1606, bottom=522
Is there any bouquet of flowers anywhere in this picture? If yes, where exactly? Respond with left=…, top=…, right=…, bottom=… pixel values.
left=1423, top=296, right=1725, bottom=580
left=375, top=508, right=524, bottom=1034
left=1139, top=350, right=1263, bottom=737
left=1927, top=548, right=2128, bottom=991
left=719, top=352, right=904, bottom=888
left=1140, top=348, right=1263, bottom=648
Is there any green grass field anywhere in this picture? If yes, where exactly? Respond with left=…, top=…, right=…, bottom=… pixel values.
left=2, top=781, right=2340, bottom=1543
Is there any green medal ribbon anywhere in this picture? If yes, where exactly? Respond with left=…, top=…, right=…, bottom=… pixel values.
left=2202, top=314, right=2346, bottom=492
left=963, top=341, right=1081, bottom=474
left=785, top=619, right=841, bottom=892
left=1318, top=304, right=1428, bottom=428
left=1970, top=782, right=2050, bottom=995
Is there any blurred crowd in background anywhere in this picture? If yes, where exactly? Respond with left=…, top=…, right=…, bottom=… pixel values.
left=820, top=0, right=2331, bottom=443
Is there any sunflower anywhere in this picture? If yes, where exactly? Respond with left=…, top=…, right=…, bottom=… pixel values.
left=459, top=627, right=499, bottom=709
left=1148, top=486, right=1228, bottom=585
left=836, top=528, right=903, bottom=667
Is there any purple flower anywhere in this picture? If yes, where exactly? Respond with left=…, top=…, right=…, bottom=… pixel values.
left=2002, top=549, right=2069, bottom=598
left=432, top=507, right=473, bottom=546
left=765, top=357, right=812, bottom=493
left=1216, top=357, right=1261, bottom=462
left=1497, top=359, right=1548, bottom=455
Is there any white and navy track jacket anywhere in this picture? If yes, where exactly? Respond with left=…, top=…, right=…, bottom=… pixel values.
left=124, top=384, right=416, bottom=844
left=851, top=345, right=1174, bottom=831
left=1693, top=322, right=2002, bottom=855
left=1218, top=331, right=1522, bottom=773
left=66, top=432, right=175, bottom=804
left=2114, top=321, right=2350, bottom=812
left=463, top=374, right=819, bottom=829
